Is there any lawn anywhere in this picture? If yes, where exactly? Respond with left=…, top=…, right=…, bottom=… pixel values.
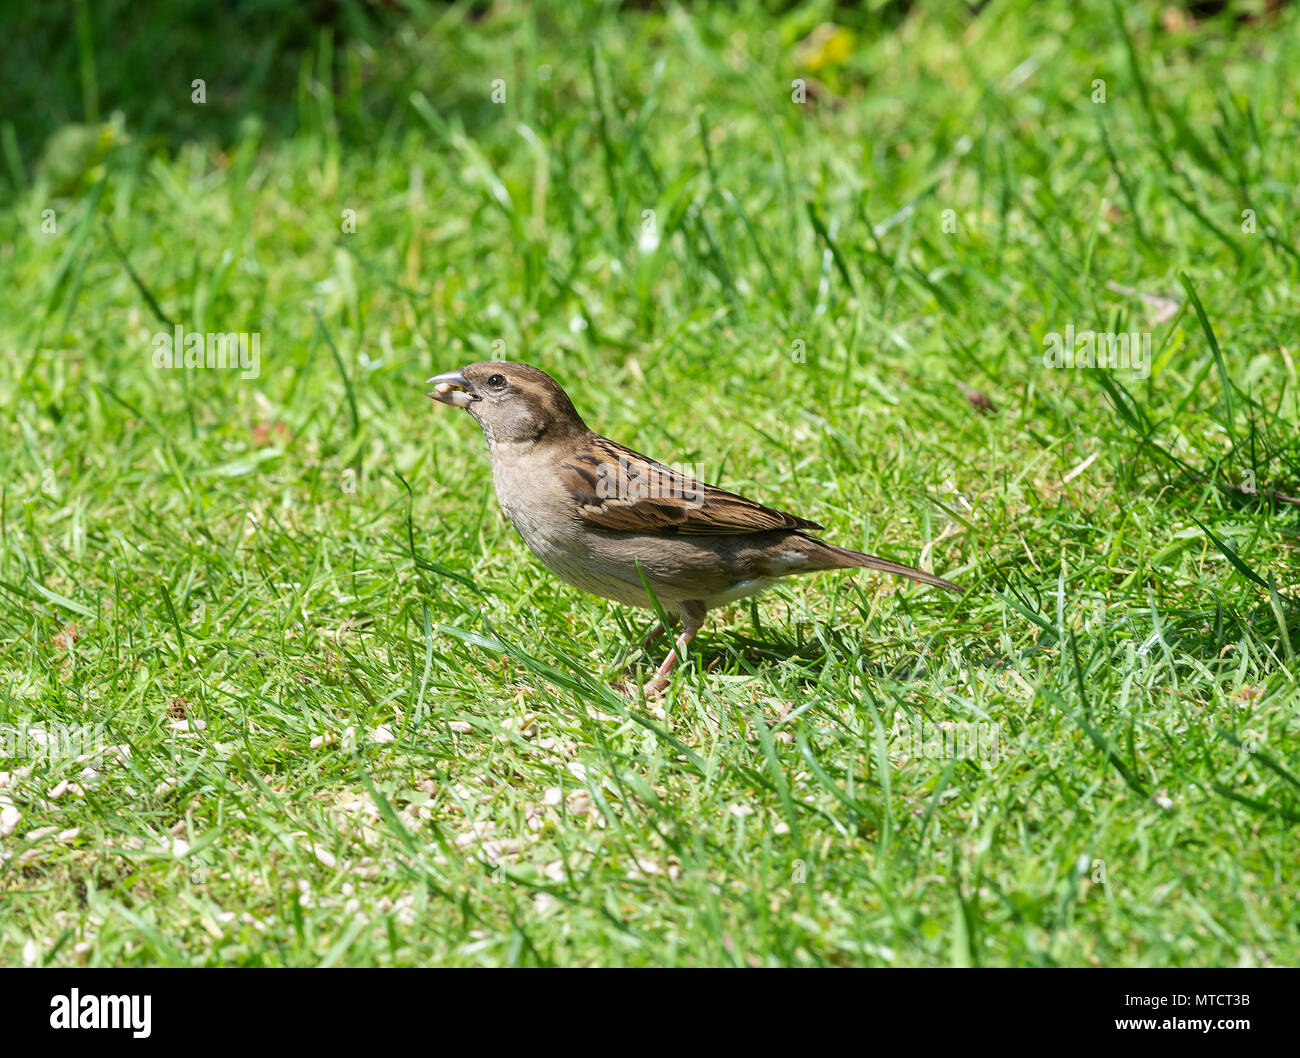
left=1, top=0, right=1297, bottom=966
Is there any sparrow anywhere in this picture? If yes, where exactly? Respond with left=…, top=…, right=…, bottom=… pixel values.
left=428, top=361, right=963, bottom=697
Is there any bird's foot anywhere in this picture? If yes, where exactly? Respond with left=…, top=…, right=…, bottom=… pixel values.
left=612, top=621, right=670, bottom=677
left=610, top=677, right=671, bottom=701
left=609, top=680, right=668, bottom=721
left=610, top=615, right=699, bottom=715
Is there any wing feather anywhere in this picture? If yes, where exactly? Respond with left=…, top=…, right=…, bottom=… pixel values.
left=558, top=436, right=823, bottom=535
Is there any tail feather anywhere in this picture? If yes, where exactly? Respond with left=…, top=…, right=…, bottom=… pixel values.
left=808, top=539, right=964, bottom=593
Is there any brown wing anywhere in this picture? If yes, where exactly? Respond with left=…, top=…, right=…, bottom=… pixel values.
left=557, top=435, right=823, bottom=536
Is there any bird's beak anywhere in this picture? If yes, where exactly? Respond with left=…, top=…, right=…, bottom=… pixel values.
left=426, top=370, right=479, bottom=408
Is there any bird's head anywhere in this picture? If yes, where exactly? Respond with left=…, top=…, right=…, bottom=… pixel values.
left=427, top=361, right=589, bottom=447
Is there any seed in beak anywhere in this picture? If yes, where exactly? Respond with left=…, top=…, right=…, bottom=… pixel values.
left=426, top=372, right=478, bottom=408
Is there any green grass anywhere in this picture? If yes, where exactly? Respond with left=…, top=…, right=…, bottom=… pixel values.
left=1, top=0, right=1298, bottom=966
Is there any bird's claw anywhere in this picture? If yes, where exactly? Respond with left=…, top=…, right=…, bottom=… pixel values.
left=610, top=678, right=669, bottom=700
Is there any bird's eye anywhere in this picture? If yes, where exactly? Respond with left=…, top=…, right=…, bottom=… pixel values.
left=487, top=373, right=508, bottom=389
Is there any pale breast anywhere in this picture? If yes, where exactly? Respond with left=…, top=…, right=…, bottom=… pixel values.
left=487, top=452, right=803, bottom=614
left=490, top=458, right=648, bottom=607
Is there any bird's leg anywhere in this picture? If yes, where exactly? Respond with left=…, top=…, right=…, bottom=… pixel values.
left=612, top=618, right=671, bottom=676
left=640, top=604, right=705, bottom=699
left=640, top=620, right=669, bottom=651
left=639, top=626, right=695, bottom=698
